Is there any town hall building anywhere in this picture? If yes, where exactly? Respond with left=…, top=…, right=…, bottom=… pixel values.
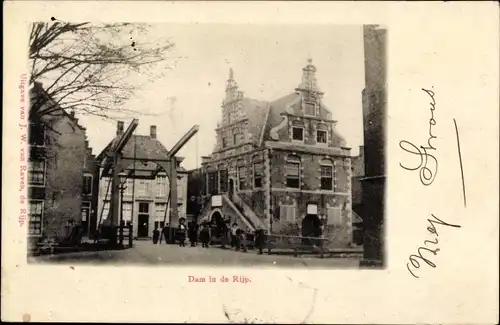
left=199, top=60, right=354, bottom=247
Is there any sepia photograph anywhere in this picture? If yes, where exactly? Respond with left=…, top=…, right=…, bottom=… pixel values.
left=3, top=1, right=499, bottom=324
left=25, top=22, right=386, bottom=268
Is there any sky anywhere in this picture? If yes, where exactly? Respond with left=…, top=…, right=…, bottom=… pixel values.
left=77, top=24, right=366, bottom=170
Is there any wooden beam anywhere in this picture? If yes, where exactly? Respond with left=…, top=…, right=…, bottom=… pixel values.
left=102, top=119, right=139, bottom=176
left=166, top=125, right=199, bottom=160
left=121, top=157, right=172, bottom=162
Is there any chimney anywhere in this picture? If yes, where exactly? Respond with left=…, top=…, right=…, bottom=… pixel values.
left=117, top=121, right=124, bottom=136
left=150, top=125, right=157, bottom=139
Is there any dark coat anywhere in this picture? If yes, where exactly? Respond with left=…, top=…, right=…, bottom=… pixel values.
left=255, top=229, right=266, bottom=248
left=199, top=227, right=210, bottom=243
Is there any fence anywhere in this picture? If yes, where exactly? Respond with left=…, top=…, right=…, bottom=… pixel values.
left=118, top=223, right=133, bottom=248
left=265, top=234, right=330, bottom=258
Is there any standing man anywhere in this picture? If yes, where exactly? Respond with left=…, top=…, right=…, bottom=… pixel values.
left=254, top=228, right=266, bottom=255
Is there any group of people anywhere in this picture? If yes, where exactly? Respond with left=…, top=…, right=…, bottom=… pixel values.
left=171, top=217, right=267, bottom=254
left=174, top=219, right=211, bottom=248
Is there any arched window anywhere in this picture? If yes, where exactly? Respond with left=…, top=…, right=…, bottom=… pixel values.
left=291, top=120, right=304, bottom=142
left=218, top=164, right=228, bottom=193
left=316, top=123, right=328, bottom=145
left=237, top=159, right=247, bottom=190
left=232, top=127, right=239, bottom=146
left=320, top=159, right=334, bottom=191
left=206, top=166, right=218, bottom=195
left=252, top=155, right=263, bottom=188
left=285, top=155, right=301, bottom=188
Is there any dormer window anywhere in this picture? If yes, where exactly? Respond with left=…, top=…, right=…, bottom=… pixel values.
left=316, top=123, right=329, bottom=145
left=304, top=102, right=316, bottom=116
left=317, top=130, right=327, bottom=144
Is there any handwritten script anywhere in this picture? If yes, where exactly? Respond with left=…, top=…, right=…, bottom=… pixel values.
left=399, top=88, right=438, bottom=186
left=401, top=88, right=467, bottom=278
left=406, top=214, right=461, bottom=279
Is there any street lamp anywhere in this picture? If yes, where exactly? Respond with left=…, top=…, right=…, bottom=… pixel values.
left=118, top=171, right=128, bottom=246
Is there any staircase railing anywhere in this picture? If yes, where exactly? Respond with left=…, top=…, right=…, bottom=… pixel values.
left=221, top=195, right=255, bottom=231
left=231, top=191, right=267, bottom=229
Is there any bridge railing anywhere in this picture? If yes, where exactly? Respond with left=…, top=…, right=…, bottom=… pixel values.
left=265, top=234, right=330, bottom=258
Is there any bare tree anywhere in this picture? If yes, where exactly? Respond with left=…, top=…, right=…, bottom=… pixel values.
left=29, top=20, right=176, bottom=121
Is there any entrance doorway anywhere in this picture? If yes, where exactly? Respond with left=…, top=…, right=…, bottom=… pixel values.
left=301, top=214, right=321, bottom=245
left=81, top=201, right=91, bottom=235
left=210, top=210, right=224, bottom=238
left=137, top=202, right=150, bottom=238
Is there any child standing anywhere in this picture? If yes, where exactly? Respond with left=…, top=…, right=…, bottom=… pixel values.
left=235, top=228, right=248, bottom=252
left=199, top=223, right=211, bottom=248
left=230, top=223, right=238, bottom=248
left=178, top=219, right=187, bottom=247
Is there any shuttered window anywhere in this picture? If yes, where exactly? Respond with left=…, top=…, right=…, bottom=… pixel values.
left=326, top=206, right=342, bottom=226
left=279, top=204, right=296, bottom=222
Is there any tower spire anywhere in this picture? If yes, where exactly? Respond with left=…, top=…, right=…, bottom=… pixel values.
left=297, top=58, right=321, bottom=92
left=225, top=67, right=240, bottom=102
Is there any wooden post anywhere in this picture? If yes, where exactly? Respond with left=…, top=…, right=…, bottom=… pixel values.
left=128, top=223, right=133, bottom=247
left=169, top=157, right=178, bottom=242
left=110, top=153, right=120, bottom=245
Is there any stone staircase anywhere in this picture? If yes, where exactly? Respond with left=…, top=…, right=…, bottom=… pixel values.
left=230, top=191, right=267, bottom=230
left=198, top=192, right=267, bottom=233
left=221, top=194, right=255, bottom=231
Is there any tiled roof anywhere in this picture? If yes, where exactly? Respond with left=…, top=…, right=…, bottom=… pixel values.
left=121, top=135, right=170, bottom=160
left=96, top=134, right=188, bottom=174
left=257, top=92, right=347, bottom=147
left=230, top=91, right=347, bottom=148
left=265, top=92, right=300, bottom=141
left=240, top=97, right=269, bottom=143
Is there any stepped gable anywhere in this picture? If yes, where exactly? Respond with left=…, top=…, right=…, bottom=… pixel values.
left=30, top=82, right=87, bottom=132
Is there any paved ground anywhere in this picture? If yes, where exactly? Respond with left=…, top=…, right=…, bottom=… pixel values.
left=29, top=240, right=361, bottom=268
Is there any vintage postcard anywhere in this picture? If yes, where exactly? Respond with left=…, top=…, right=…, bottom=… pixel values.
left=2, top=1, right=499, bottom=323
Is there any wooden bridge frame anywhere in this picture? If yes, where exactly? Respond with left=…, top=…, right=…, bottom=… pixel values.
left=100, top=119, right=199, bottom=243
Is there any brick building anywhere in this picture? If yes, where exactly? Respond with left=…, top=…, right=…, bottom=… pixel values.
left=94, top=123, right=188, bottom=239
left=351, top=146, right=365, bottom=245
left=27, top=82, right=97, bottom=246
left=360, top=25, right=387, bottom=266
left=199, top=60, right=354, bottom=247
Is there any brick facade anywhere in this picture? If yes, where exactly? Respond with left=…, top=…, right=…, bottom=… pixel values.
left=28, top=83, right=96, bottom=245
left=199, top=60, right=354, bottom=247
